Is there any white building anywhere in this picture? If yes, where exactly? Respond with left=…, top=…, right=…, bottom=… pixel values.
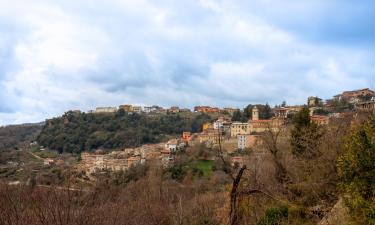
left=95, top=107, right=117, bottom=113
left=143, top=106, right=153, bottom=113
left=132, top=106, right=142, bottom=113
left=165, top=139, right=178, bottom=152
left=237, top=134, right=248, bottom=150
left=214, top=117, right=225, bottom=130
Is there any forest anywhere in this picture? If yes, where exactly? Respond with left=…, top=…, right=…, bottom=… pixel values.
left=37, top=110, right=213, bottom=153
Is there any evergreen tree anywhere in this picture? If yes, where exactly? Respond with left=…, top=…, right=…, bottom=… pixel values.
left=337, top=118, right=375, bottom=225
left=231, top=109, right=242, bottom=122
left=290, top=107, right=324, bottom=157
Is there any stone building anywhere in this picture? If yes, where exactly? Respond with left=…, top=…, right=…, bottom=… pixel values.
left=94, top=107, right=117, bottom=113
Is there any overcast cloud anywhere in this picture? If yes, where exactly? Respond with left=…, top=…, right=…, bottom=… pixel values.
left=0, top=0, right=374, bottom=125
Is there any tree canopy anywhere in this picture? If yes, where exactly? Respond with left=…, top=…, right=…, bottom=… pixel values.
left=37, top=111, right=212, bottom=153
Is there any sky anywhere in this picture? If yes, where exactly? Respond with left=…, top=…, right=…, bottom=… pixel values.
left=0, top=0, right=374, bottom=125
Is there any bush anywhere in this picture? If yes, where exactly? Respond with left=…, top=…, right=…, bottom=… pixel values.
left=256, top=205, right=289, bottom=225
left=337, top=117, right=375, bottom=225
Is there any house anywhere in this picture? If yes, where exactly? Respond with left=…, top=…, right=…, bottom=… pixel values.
left=308, top=96, right=323, bottom=107
left=165, top=139, right=179, bottom=152
left=119, top=104, right=133, bottom=112
left=179, top=108, right=191, bottom=112
left=168, top=106, right=180, bottom=113
left=237, top=134, right=248, bottom=150
left=334, top=88, right=375, bottom=103
left=127, top=156, right=141, bottom=167
left=132, top=106, right=142, bottom=113
left=311, top=115, right=329, bottom=126
left=249, top=106, right=283, bottom=133
left=274, top=107, right=288, bottom=118
left=221, top=108, right=238, bottom=115
left=79, top=152, right=128, bottom=174
left=230, top=122, right=250, bottom=137
left=214, top=117, right=226, bottom=130
left=356, top=100, right=375, bottom=111
left=202, top=122, right=210, bottom=132
left=194, top=106, right=220, bottom=113
left=143, top=106, right=153, bottom=113
left=94, top=107, right=117, bottom=113
left=182, top=132, right=192, bottom=142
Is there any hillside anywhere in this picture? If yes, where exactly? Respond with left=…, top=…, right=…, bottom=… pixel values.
left=37, top=110, right=213, bottom=153
left=0, top=123, right=44, bottom=150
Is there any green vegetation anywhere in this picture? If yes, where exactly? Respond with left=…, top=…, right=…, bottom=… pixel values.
left=195, top=159, right=214, bottom=177
left=255, top=205, right=289, bottom=225
left=290, top=107, right=324, bottom=157
left=37, top=110, right=213, bottom=153
left=337, top=117, right=375, bottom=225
left=166, top=159, right=215, bottom=181
left=231, top=104, right=273, bottom=122
left=0, top=123, right=43, bottom=150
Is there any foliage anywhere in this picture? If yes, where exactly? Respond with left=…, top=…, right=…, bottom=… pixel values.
left=232, top=104, right=273, bottom=122
left=243, top=104, right=273, bottom=120
left=290, top=107, right=324, bottom=157
left=330, top=99, right=354, bottom=112
left=255, top=205, right=289, bottom=225
left=337, top=117, right=375, bottom=225
left=0, top=123, right=43, bottom=150
left=37, top=111, right=212, bottom=153
left=231, top=109, right=244, bottom=122
left=167, top=164, right=187, bottom=181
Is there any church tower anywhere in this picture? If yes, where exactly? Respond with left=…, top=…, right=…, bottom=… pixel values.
left=252, top=106, right=259, bottom=121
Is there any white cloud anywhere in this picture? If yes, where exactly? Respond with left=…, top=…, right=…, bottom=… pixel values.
left=0, top=0, right=374, bottom=125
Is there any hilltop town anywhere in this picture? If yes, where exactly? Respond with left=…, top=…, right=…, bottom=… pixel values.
left=27, top=88, right=374, bottom=179
left=1, top=87, right=374, bottom=225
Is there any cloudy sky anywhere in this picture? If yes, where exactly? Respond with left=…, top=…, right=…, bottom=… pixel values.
left=0, top=0, right=374, bottom=125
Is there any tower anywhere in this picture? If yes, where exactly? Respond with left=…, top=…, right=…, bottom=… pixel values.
left=252, top=106, right=259, bottom=121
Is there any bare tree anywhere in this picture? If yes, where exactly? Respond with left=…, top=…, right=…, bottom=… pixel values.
left=261, top=122, right=288, bottom=184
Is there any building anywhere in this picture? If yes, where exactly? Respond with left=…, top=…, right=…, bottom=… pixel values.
left=179, top=108, right=191, bottom=113
left=202, top=122, right=210, bottom=132
left=274, top=107, right=288, bottom=118
left=194, top=106, right=220, bottom=113
left=132, top=106, right=142, bottom=113
left=213, top=117, right=226, bottom=130
left=230, top=122, right=250, bottom=137
left=143, top=106, right=153, bottom=113
left=334, top=88, right=375, bottom=103
left=80, top=152, right=128, bottom=174
left=249, top=106, right=283, bottom=133
left=311, top=115, right=329, bottom=126
left=221, top=108, right=238, bottom=115
left=165, top=139, right=179, bottom=152
left=237, top=134, right=248, bottom=150
left=182, top=132, right=192, bottom=142
left=94, top=107, right=117, bottom=113
left=356, top=100, right=375, bottom=111
left=249, top=119, right=283, bottom=133
left=168, top=106, right=180, bottom=113
left=308, top=96, right=323, bottom=107
left=119, top=104, right=133, bottom=112
left=252, top=106, right=259, bottom=120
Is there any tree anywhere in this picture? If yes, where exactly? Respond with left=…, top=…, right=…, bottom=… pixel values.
left=231, top=110, right=242, bottom=122
left=260, top=104, right=272, bottom=119
left=261, top=122, right=287, bottom=183
left=337, top=117, right=375, bottom=225
left=290, top=107, right=324, bottom=157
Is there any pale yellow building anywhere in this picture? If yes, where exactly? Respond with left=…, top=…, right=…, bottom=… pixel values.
left=230, top=122, right=250, bottom=137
